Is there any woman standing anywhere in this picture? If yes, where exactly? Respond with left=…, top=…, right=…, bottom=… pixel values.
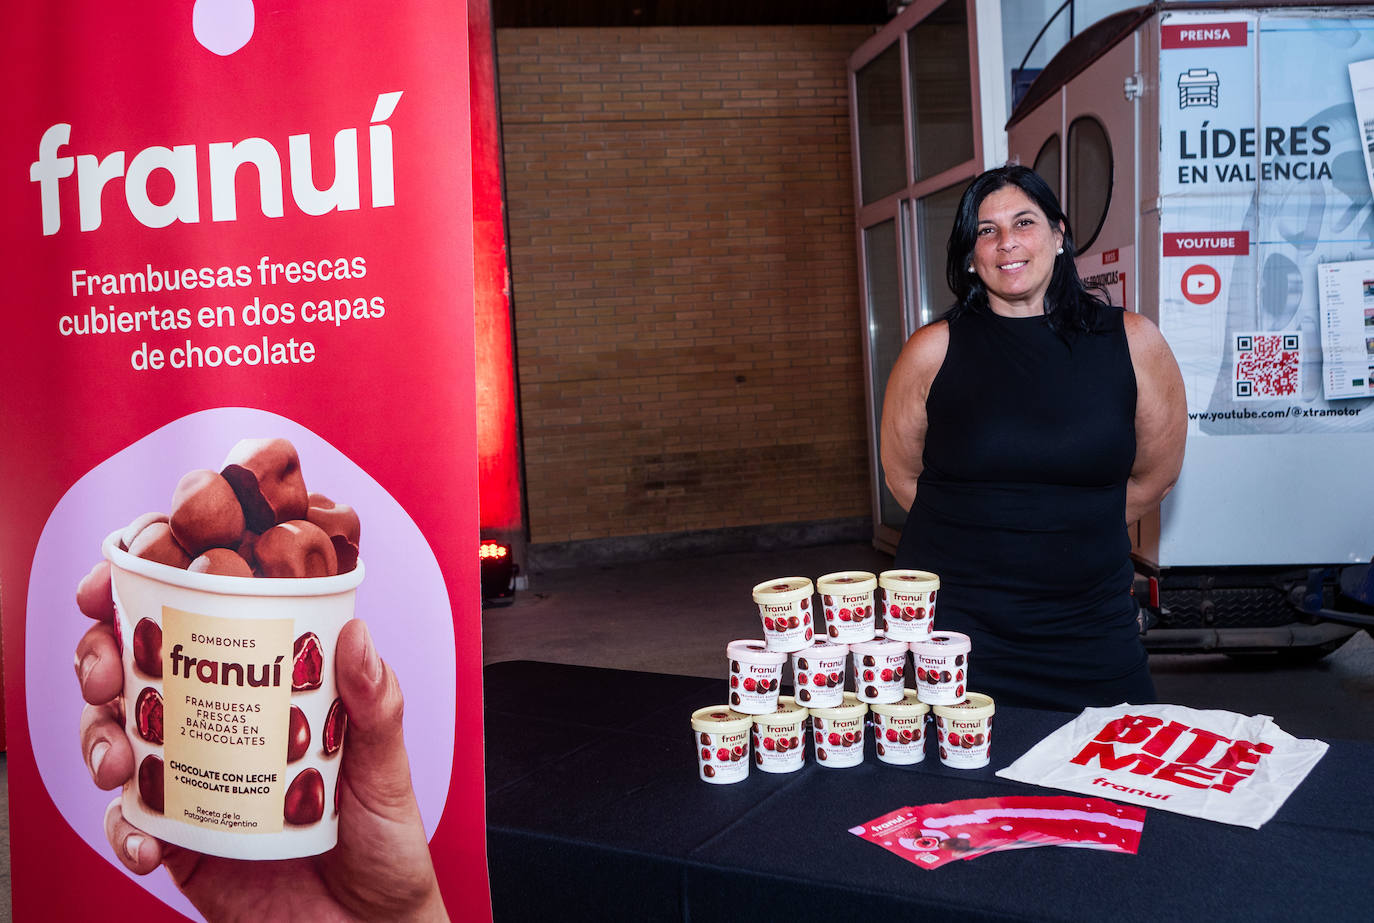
left=880, top=165, right=1186, bottom=711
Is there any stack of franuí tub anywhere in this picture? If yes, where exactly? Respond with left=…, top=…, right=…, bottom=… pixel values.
left=691, top=570, right=995, bottom=784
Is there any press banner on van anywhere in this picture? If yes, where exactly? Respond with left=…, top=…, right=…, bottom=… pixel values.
left=1158, top=12, right=1374, bottom=435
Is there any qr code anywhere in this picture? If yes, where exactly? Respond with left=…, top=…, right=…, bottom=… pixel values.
left=1233, top=331, right=1299, bottom=400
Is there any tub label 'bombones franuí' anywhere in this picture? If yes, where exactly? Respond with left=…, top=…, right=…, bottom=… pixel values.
left=104, top=437, right=362, bottom=860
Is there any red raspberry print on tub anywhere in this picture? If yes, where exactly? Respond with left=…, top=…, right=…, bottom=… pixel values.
left=135, top=687, right=164, bottom=745
left=284, top=769, right=325, bottom=825
left=292, top=632, right=324, bottom=691
left=132, top=618, right=162, bottom=677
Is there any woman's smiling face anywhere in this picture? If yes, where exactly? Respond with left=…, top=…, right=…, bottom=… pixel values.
left=971, top=184, right=1065, bottom=316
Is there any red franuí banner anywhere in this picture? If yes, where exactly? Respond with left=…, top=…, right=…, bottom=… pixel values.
left=0, top=2, right=490, bottom=919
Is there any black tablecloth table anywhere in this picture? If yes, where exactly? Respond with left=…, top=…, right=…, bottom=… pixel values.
left=484, top=660, right=1374, bottom=921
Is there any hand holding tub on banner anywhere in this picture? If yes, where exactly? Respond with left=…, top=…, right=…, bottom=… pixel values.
left=77, top=612, right=449, bottom=921
left=79, top=609, right=450, bottom=917
left=71, top=437, right=450, bottom=921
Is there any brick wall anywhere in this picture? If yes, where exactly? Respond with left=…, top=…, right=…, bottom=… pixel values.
left=497, top=25, right=874, bottom=544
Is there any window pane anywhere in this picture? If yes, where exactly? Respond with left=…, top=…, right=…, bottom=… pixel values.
left=856, top=45, right=907, bottom=205
left=863, top=219, right=907, bottom=531
left=1068, top=116, right=1112, bottom=252
left=1033, top=134, right=1061, bottom=203
left=916, top=182, right=966, bottom=324
left=909, top=0, right=975, bottom=181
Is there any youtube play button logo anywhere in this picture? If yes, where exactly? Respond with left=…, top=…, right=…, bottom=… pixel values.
left=1181, top=264, right=1222, bottom=305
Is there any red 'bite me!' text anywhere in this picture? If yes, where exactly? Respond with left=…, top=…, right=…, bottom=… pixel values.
left=1069, top=714, right=1274, bottom=794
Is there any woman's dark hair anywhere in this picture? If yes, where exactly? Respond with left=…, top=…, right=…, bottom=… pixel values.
left=944, top=164, right=1108, bottom=337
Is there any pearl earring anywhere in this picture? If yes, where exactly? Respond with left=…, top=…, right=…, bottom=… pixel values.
left=1056, top=247, right=1064, bottom=254
left=967, top=265, right=975, bottom=273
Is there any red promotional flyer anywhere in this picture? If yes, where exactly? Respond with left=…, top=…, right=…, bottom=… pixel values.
left=0, top=2, right=490, bottom=919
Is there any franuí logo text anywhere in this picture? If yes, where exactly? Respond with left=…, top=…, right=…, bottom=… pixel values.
left=30, top=93, right=403, bottom=235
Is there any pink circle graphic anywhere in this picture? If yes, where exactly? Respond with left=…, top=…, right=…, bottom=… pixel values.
left=193, top=0, right=256, bottom=56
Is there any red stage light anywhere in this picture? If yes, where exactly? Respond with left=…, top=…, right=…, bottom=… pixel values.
left=480, top=540, right=515, bottom=603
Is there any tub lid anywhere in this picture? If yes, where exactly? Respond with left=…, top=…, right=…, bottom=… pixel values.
left=754, top=696, right=808, bottom=725
left=790, top=638, right=849, bottom=657
left=912, top=631, right=971, bottom=655
left=878, top=569, right=940, bottom=592
left=850, top=636, right=909, bottom=655
left=932, top=691, right=995, bottom=721
left=751, top=576, right=814, bottom=605
left=816, top=570, right=877, bottom=595
left=691, top=706, right=753, bottom=733
left=727, top=639, right=787, bottom=664
left=870, top=689, right=931, bottom=717
left=808, top=691, right=867, bottom=719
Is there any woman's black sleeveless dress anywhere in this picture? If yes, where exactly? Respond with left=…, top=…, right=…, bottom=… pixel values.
left=894, top=305, right=1155, bottom=711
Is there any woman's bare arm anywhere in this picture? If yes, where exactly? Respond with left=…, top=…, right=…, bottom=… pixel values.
left=879, top=321, right=949, bottom=513
left=1124, top=311, right=1187, bottom=526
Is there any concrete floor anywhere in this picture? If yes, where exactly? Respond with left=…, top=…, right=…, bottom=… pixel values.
left=485, top=539, right=1374, bottom=744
